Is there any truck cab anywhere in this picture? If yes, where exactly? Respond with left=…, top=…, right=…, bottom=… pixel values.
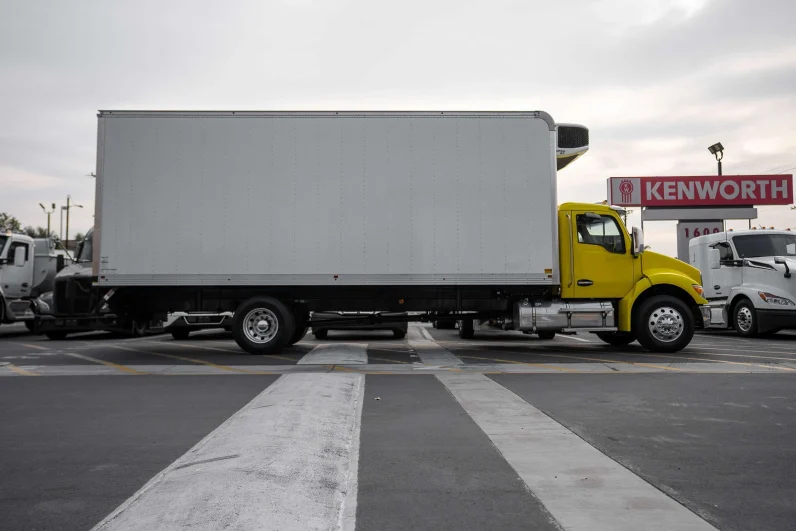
left=0, top=233, right=62, bottom=324
left=691, top=230, right=796, bottom=336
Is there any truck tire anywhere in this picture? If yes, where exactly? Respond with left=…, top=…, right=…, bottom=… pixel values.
left=595, top=332, right=635, bottom=346
left=233, top=297, right=295, bottom=355
left=288, top=326, right=309, bottom=345
left=537, top=331, right=556, bottom=340
left=458, top=319, right=474, bottom=339
left=393, top=329, right=407, bottom=339
left=313, top=328, right=328, bottom=340
left=634, top=295, right=694, bottom=353
left=45, top=331, right=68, bottom=341
left=171, top=330, right=190, bottom=340
left=733, top=299, right=758, bottom=338
left=24, top=320, right=35, bottom=333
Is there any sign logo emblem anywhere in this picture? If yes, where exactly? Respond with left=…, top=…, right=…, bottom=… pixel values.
left=619, top=179, right=634, bottom=203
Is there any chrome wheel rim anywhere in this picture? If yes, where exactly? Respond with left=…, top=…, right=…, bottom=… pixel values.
left=736, top=307, right=753, bottom=332
left=648, top=306, right=684, bottom=343
left=243, top=308, right=279, bottom=344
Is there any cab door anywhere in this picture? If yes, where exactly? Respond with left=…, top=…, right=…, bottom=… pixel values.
left=571, top=211, right=634, bottom=299
left=2, top=239, right=33, bottom=298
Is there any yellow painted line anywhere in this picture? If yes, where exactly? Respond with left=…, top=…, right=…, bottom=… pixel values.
left=631, top=351, right=796, bottom=372
left=5, top=364, right=39, bottom=376
left=267, top=354, right=304, bottom=363
left=457, top=354, right=579, bottom=372
left=17, top=343, right=49, bottom=351
left=454, top=347, right=685, bottom=372
left=110, top=344, right=262, bottom=374
left=367, top=356, right=408, bottom=364
left=64, top=352, right=146, bottom=375
left=683, top=349, right=796, bottom=363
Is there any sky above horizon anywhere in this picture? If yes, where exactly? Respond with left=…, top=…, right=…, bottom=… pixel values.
left=2, top=0, right=794, bottom=255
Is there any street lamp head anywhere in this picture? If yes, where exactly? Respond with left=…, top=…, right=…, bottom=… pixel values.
left=708, top=142, right=724, bottom=162
left=39, top=203, right=46, bottom=211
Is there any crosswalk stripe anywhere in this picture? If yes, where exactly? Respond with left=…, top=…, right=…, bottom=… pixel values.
left=408, top=326, right=463, bottom=365
left=92, top=373, right=365, bottom=531
left=298, top=343, right=368, bottom=364
left=436, top=373, right=717, bottom=531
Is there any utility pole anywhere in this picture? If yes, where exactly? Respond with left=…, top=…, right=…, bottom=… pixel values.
left=39, top=202, right=56, bottom=239
left=63, top=195, right=83, bottom=259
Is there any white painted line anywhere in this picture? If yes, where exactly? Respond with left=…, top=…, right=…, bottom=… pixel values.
left=297, top=343, right=368, bottom=365
left=408, top=326, right=463, bottom=365
left=92, top=373, right=365, bottom=531
left=556, top=334, right=591, bottom=342
left=436, top=373, right=717, bottom=531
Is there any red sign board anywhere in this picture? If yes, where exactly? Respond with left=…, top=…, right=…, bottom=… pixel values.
left=608, top=175, right=793, bottom=207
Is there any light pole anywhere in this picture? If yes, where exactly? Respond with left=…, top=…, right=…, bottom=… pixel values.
left=63, top=195, right=83, bottom=258
left=39, top=202, right=56, bottom=239
left=708, top=142, right=724, bottom=176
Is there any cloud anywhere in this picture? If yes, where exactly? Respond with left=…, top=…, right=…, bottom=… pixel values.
left=1, top=0, right=795, bottom=256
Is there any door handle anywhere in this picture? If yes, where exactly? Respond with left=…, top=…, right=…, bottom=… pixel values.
left=22, top=283, right=29, bottom=288
left=713, top=285, right=720, bottom=290
left=577, top=279, right=594, bottom=287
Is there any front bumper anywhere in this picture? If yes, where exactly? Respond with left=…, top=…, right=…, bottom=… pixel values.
left=757, top=309, right=796, bottom=334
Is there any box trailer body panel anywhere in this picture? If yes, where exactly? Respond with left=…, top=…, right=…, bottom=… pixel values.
left=95, top=112, right=558, bottom=286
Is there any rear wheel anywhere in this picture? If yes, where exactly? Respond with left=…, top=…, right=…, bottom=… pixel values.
left=288, top=326, right=309, bottom=345
left=45, top=331, right=68, bottom=341
left=595, top=332, right=635, bottom=346
left=313, top=328, right=328, bottom=340
left=733, top=299, right=758, bottom=338
left=634, top=295, right=694, bottom=353
left=537, top=331, right=556, bottom=340
left=233, top=297, right=295, bottom=355
left=171, top=330, right=190, bottom=340
left=287, top=307, right=310, bottom=345
left=24, top=320, right=35, bottom=333
left=458, top=319, right=474, bottom=339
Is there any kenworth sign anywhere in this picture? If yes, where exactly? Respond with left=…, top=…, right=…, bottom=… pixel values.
left=608, top=175, right=793, bottom=207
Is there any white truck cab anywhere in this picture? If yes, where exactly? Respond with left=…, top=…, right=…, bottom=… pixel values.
left=690, top=230, right=796, bottom=336
left=0, top=233, right=63, bottom=324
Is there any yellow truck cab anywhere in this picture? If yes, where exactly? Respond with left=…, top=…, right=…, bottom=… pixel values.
left=557, top=202, right=707, bottom=351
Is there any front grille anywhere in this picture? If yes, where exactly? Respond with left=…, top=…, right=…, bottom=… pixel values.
left=558, top=126, right=589, bottom=149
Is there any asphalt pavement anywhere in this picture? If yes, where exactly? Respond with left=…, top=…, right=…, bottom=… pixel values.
left=1, top=325, right=795, bottom=530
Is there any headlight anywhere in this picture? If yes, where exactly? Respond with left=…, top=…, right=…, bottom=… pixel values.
left=692, top=284, right=705, bottom=296
left=758, top=292, right=795, bottom=306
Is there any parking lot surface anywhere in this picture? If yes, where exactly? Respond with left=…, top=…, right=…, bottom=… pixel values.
left=1, top=324, right=795, bottom=530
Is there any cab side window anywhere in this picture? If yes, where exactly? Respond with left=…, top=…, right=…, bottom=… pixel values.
left=713, top=242, right=734, bottom=262
left=8, top=241, right=29, bottom=263
left=576, top=214, right=625, bottom=254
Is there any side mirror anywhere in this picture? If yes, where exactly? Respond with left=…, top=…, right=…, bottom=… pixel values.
left=775, top=257, right=792, bottom=279
left=56, top=255, right=66, bottom=272
left=14, top=246, right=26, bottom=267
left=631, top=226, right=644, bottom=256
left=709, top=248, right=721, bottom=270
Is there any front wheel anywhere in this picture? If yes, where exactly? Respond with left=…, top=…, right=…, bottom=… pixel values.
left=634, top=295, right=694, bottom=353
left=45, top=331, right=68, bottom=341
left=537, top=331, right=556, bottom=340
left=595, top=332, right=635, bottom=346
left=733, top=299, right=758, bottom=338
left=393, top=329, right=407, bottom=339
left=233, top=297, right=295, bottom=355
left=24, top=320, right=35, bottom=333
left=313, top=328, right=328, bottom=340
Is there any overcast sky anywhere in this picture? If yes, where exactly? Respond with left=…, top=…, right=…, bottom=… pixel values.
left=2, top=0, right=794, bottom=255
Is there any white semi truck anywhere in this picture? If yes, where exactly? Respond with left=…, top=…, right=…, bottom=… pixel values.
left=48, top=110, right=707, bottom=354
left=0, top=232, right=66, bottom=329
left=690, top=230, right=796, bottom=336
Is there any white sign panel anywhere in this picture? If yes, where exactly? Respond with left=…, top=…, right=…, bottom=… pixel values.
left=676, top=221, right=723, bottom=262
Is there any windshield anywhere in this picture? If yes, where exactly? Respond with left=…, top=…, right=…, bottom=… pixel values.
left=76, top=236, right=93, bottom=263
left=733, top=234, right=796, bottom=259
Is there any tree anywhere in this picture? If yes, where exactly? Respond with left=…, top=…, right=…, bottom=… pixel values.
left=23, top=226, right=55, bottom=239
left=0, top=212, right=22, bottom=233
left=74, top=232, right=85, bottom=242
left=23, top=225, right=36, bottom=237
